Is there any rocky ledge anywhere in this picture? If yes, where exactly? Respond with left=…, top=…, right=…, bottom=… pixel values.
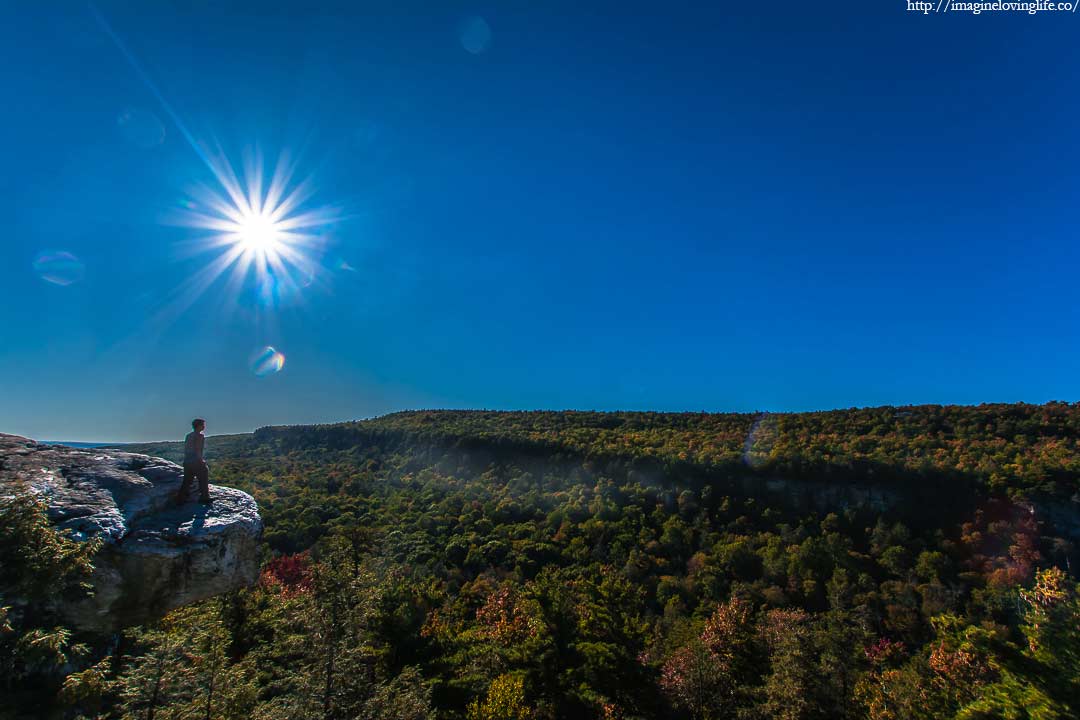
left=0, top=433, right=262, bottom=634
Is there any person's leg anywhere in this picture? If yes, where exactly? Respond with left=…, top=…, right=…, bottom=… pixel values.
left=176, top=463, right=194, bottom=503
left=197, top=462, right=210, bottom=502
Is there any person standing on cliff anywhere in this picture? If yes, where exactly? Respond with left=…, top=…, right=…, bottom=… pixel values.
left=176, top=418, right=211, bottom=505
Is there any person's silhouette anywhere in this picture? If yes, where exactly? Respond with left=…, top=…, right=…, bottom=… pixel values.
left=176, top=418, right=211, bottom=504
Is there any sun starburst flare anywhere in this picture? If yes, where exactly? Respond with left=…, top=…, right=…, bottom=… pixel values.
left=168, top=146, right=341, bottom=313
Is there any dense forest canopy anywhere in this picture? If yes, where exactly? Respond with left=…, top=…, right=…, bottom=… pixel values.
left=130, top=403, right=1080, bottom=499
left=5, top=402, right=1080, bottom=719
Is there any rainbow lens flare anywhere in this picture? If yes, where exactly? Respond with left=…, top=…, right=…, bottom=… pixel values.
left=251, top=346, right=286, bottom=377
left=32, top=251, right=85, bottom=286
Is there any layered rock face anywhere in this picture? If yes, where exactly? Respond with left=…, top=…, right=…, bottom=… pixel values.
left=0, top=434, right=262, bottom=634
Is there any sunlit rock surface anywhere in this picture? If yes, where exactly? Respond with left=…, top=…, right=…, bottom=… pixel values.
left=0, top=433, right=262, bottom=634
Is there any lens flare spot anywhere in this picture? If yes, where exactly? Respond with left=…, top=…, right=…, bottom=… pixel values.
left=459, top=16, right=491, bottom=54
left=117, top=107, right=166, bottom=148
left=742, top=413, right=779, bottom=469
left=251, top=346, right=286, bottom=377
left=32, top=251, right=85, bottom=286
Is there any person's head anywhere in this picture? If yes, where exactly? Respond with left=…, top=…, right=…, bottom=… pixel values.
left=192, top=418, right=206, bottom=432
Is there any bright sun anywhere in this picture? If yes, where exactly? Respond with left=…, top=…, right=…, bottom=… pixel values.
left=171, top=148, right=340, bottom=312
left=237, top=212, right=281, bottom=253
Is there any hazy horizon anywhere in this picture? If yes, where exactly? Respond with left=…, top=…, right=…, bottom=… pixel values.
left=13, top=397, right=1075, bottom=445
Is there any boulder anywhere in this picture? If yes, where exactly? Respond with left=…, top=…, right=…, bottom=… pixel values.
left=0, top=433, right=262, bottom=634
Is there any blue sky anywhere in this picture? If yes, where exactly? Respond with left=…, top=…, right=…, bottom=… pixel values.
left=1, top=1, right=1078, bottom=441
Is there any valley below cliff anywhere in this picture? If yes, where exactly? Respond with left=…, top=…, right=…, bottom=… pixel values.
left=4, top=403, right=1079, bottom=719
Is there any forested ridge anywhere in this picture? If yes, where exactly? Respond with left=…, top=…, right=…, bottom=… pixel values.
left=5, top=403, right=1080, bottom=719
left=228, top=402, right=1080, bottom=495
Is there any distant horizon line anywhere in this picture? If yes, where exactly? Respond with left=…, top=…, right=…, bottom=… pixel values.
left=18, top=399, right=1077, bottom=446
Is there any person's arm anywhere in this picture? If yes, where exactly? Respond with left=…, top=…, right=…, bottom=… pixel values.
left=196, top=433, right=206, bottom=463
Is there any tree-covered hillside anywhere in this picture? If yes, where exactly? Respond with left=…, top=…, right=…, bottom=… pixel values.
left=12, top=403, right=1080, bottom=719
left=128, top=402, right=1080, bottom=496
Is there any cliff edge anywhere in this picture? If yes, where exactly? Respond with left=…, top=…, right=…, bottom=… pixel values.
left=0, top=433, right=262, bottom=634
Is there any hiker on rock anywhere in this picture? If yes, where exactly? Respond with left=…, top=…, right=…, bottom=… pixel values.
left=177, top=418, right=211, bottom=504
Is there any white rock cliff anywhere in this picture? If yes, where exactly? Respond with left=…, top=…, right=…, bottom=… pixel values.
left=0, top=433, right=262, bottom=634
